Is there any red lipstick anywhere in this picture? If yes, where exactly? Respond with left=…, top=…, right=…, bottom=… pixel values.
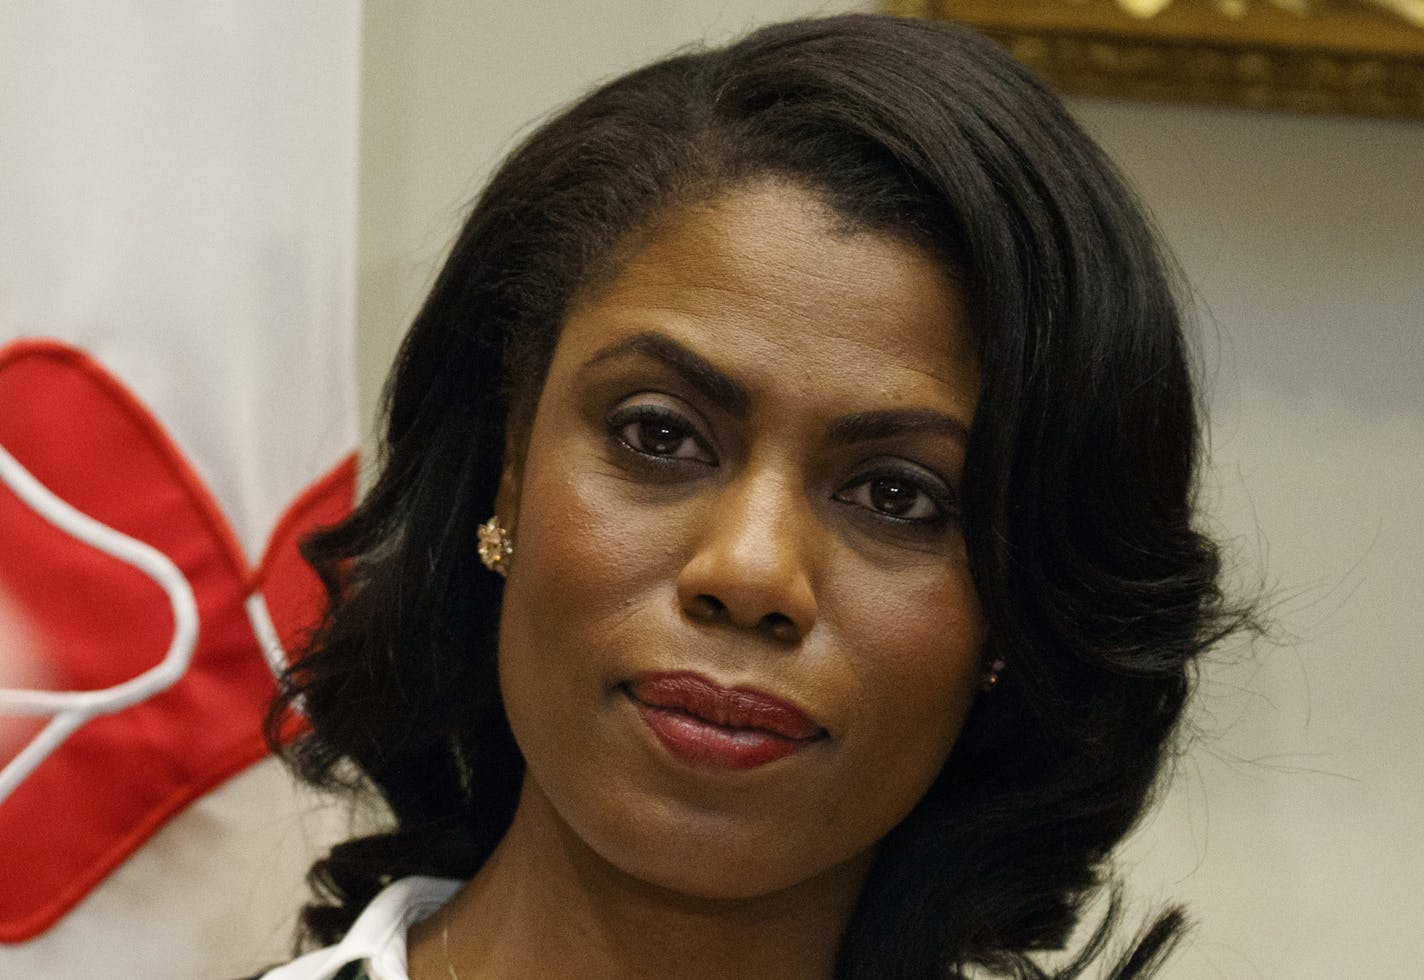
left=625, top=671, right=825, bottom=770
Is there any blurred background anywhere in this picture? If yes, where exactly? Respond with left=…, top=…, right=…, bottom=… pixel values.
left=2, top=1, right=1420, bottom=977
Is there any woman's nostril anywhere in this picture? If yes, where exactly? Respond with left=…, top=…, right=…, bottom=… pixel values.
left=688, top=594, right=727, bottom=621
left=760, top=612, right=799, bottom=643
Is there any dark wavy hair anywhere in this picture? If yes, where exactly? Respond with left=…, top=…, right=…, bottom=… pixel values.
left=270, top=14, right=1252, bottom=978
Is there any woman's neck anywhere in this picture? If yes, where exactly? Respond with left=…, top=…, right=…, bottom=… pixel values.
left=407, top=777, right=872, bottom=980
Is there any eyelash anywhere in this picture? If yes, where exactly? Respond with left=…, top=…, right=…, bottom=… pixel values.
left=832, top=464, right=957, bottom=528
left=606, top=402, right=957, bottom=528
left=608, top=403, right=715, bottom=466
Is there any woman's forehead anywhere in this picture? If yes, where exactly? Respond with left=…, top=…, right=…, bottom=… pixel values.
left=556, top=183, right=980, bottom=415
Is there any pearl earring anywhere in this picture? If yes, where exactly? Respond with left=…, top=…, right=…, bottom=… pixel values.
left=476, top=515, right=514, bottom=577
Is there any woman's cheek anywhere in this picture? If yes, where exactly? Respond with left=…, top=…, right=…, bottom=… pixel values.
left=832, top=565, right=985, bottom=750
left=508, top=441, right=677, bottom=654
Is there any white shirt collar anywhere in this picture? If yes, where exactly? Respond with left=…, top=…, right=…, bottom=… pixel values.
left=260, top=876, right=462, bottom=980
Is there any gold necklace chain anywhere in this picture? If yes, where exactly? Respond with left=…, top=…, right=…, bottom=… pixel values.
left=441, top=908, right=460, bottom=980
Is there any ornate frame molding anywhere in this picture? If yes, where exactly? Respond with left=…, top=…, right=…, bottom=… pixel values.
left=886, top=1, right=1424, bottom=120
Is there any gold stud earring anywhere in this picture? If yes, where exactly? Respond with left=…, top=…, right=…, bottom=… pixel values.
left=477, top=515, right=514, bottom=577
left=981, top=658, right=1006, bottom=692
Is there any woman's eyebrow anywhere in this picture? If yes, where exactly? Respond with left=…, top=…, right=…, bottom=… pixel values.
left=581, top=331, right=751, bottom=417
left=827, top=409, right=970, bottom=447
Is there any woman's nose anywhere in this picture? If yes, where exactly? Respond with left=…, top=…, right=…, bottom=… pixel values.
left=675, top=470, right=818, bottom=643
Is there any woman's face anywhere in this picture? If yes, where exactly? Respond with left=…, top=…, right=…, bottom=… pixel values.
left=496, top=182, right=986, bottom=901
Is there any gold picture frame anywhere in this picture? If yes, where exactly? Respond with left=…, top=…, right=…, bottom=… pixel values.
left=885, top=1, right=1424, bottom=120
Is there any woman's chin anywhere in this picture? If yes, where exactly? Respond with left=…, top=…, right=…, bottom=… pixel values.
left=513, top=766, right=811, bottom=903
left=540, top=784, right=874, bottom=905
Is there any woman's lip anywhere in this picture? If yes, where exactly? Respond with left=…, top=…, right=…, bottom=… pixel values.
left=631, top=700, right=812, bottom=770
left=624, top=671, right=825, bottom=740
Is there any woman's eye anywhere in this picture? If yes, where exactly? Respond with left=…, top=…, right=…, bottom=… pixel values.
left=835, top=470, right=951, bottom=524
left=610, top=406, right=715, bottom=464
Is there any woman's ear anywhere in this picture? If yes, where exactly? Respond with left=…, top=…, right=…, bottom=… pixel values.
left=477, top=457, right=522, bottom=579
left=495, top=407, right=532, bottom=550
left=493, top=457, right=521, bottom=538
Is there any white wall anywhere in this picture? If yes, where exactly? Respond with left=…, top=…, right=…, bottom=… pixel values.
left=1072, top=98, right=1424, bottom=978
left=357, top=7, right=1424, bottom=976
